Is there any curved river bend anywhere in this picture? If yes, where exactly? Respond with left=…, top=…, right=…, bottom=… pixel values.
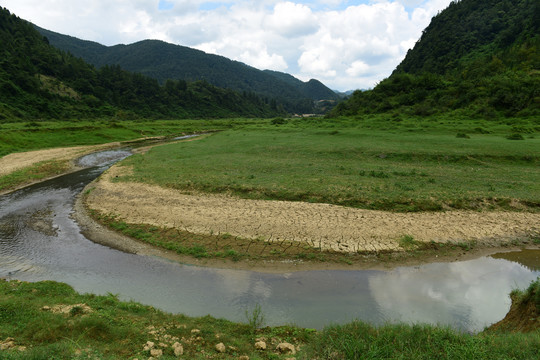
left=0, top=150, right=538, bottom=332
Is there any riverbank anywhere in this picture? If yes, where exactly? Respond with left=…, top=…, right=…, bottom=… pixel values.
left=74, top=161, right=540, bottom=272
left=1, top=139, right=539, bottom=271
left=1, top=279, right=538, bottom=359
left=0, top=143, right=122, bottom=196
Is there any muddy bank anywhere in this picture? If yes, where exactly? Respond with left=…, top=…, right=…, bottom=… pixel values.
left=77, top=164, right=540, bottom=271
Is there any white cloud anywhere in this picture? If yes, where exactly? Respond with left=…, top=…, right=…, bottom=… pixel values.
left=265, top=2, right=318, bottom=38
left=346, top=60, right=370, bottom=76
left=1, top=0, right=453, bottom=91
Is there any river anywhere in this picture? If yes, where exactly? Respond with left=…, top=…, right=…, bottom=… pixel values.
left=0, top=149, right=538, bottom=332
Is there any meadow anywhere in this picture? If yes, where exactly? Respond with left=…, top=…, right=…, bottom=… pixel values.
left=118, top=115, right=540, bottom=212
left=0, top=118, right=257, bottom=158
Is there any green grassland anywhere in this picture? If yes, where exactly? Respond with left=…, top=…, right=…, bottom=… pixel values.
left=1, top=279, right=539, bottom=359
left=117, top=115, right=540, bottom=212
left=0, top=119, right=258, bottom=158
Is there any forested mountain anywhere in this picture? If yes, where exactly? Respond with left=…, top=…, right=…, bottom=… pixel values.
left=0, top=7, right=282, bottom=120
left=332, top=0, right=539, bottom=118
left=35, top=27, right=339, bottom=114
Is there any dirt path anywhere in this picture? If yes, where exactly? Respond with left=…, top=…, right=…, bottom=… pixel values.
left=85, top=165, right=540, bottom=254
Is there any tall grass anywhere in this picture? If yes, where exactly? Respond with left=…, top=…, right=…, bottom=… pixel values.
left=298, top=321, right=540, bottom=360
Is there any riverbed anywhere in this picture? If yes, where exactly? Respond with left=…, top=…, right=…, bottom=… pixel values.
left=0, top=150, right=538, bottom=332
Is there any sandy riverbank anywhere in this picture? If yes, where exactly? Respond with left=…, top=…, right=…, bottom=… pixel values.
left=0, top=143, right=125, bottom=196
left=79, top=164, right=540, bottom=269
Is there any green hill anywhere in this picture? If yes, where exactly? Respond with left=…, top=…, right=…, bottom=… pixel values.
left=0, top=7, right=281, bottom=121
left=332, top=0, right=539, bottom=118
left=35, top=27, right=339, bottom=114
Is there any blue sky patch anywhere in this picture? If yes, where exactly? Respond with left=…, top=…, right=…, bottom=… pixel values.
left=158, top=0, right=174, bottom=11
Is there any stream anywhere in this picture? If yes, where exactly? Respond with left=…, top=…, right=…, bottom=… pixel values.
left=0, top=149, right=538, bottom=332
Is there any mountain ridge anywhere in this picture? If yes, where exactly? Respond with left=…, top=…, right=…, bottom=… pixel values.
left=35, top=26, right=339, bottom=114
left=331, top=0, right=539, bottom=118
left=0, top=7, right=281, bottom=120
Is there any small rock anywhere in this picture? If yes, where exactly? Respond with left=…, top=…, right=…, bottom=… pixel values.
left=172, top=342, right=183, bottom=356
left=276, top=342, right=296, bottom=355
left=18, top=346, right=27, bottom=352
left=215, top=342, right=226, bottom=353
left=191, top=329, right=200, bottom=334
left=41, top=306, right=51, bottom=311
left=150, top=348, right=162, bottom=357
left=143, top=341, right=155, bottom=351
left=254, top=341, right=266, bottom=350
left=238, top=356, right=250, bottom=360
left=0, top=342, right=14, bottom=350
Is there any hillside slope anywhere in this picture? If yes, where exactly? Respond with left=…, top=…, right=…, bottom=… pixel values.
left=35, top=27, right=339, bottom=113
left=332, top=0, right=539, bottom=118
left=0, top=7, right=280, bottom=120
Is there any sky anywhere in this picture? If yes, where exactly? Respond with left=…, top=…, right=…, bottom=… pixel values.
left=1, top=0, right=453, bottom=91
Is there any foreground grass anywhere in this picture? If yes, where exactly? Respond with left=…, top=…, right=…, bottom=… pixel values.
left=1, top=279, right=539, bottom=359
left=118, top=115, right=540, bottom=212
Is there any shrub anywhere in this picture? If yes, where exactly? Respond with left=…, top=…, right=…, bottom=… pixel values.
left=271, top=117, right=286, bottom=125
left=506, top=133, right=525, bottom=140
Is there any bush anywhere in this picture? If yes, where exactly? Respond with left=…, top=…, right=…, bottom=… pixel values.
left=271, top=117, right=286, bottom=125
left=506, top=133, right=525, bottom=140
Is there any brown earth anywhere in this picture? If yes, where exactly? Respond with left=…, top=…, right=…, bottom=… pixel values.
left=0, top=143, right=120, bottom=177
left=83, top=164, right=540, bottom=259
left=487, top=294, right=540, bottom=333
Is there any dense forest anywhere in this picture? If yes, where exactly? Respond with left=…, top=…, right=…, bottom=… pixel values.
left=35, top=28, right=339, bottom=114
left=332, top=0, right=539, bottom=118
left=0, top=7, right=283, bottom=121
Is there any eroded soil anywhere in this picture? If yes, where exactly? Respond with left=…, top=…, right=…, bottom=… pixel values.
left=84, top=165, right=540, bottom=256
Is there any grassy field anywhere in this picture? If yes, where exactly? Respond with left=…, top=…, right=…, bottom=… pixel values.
left=117, top=115, right=540, bottom=212
left=0, top=279, right=539, bottom=359
left=0, top=118, right=257, bottom=158
left=0, top=118, right=255, bottom=193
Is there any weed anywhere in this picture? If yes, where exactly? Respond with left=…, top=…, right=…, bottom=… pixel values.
left=245, top=303, right=265, bottom=333
left=398, top=235, right=420, bottom=250
left=454, top=240, right=476, bottom=251
left=69, top=306, right=85, bottom=317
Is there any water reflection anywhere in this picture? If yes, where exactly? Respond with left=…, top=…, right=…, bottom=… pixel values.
left=1, top=150, right=539, bottom=333
left=491, top=250, right=540, bottom=271
left=369, top=258, right=538, bottom=332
